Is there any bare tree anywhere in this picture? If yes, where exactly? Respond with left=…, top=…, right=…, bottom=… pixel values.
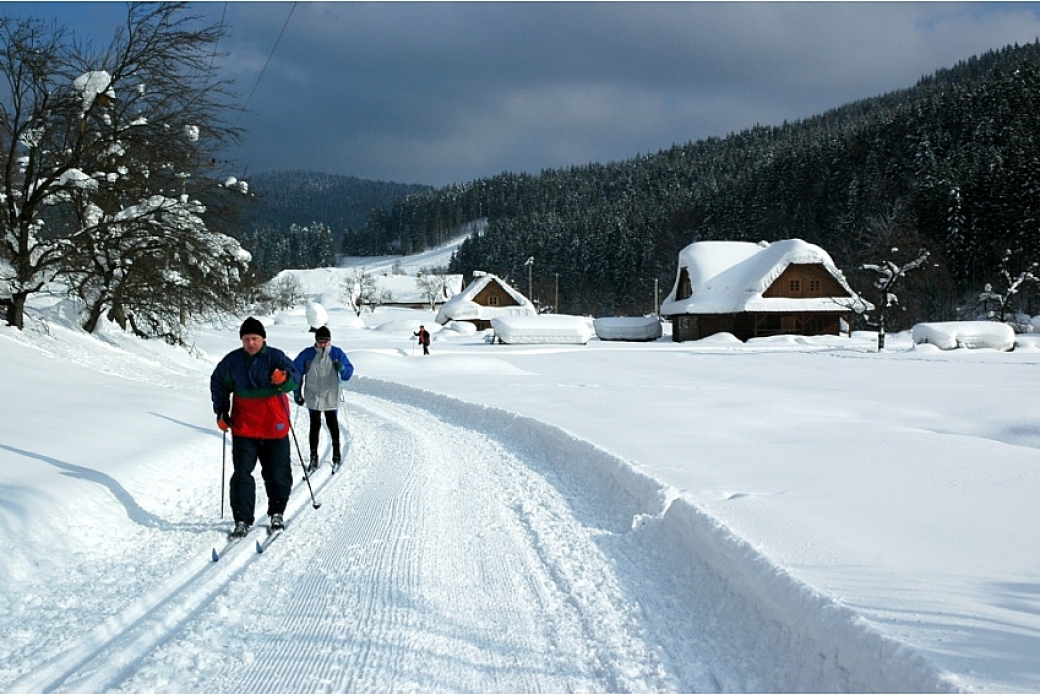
left=978, top=248, right=1038, bottom=329
left=415, top=272, right=450, bottom=310
left=850, top=204, right=934, bottom=350
left=0, top=3, right=246, bottom=335
left=341, top=267, right=379, bottom=316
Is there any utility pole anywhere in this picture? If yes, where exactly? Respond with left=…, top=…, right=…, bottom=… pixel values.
left=525, top=256, right=534, bottom=303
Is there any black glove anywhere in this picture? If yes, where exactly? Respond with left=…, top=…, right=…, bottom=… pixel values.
left=294, top=394, right=305, bottom=406
left=217, top=410, right=231, bottom=431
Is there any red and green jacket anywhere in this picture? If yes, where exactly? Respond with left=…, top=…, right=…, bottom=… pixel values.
left=210, top=344, right=301, bottom=439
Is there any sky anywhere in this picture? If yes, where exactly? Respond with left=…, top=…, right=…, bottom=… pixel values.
left=6, top=2, right=1040, bottom=186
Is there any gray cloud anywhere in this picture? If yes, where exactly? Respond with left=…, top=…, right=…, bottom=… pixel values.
left=7, top=2, right=1040, bottom=186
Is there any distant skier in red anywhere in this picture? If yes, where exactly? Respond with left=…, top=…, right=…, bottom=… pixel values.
left=414, top=325, right=431, bottom=355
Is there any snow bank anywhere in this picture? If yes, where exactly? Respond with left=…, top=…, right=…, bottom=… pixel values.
left=492, top=315, right=595, bottom=345
left=593, top=316, right=663, bottom=342
left=912, top=321, right=1014, bottom=351
left=351, top=377, right=960, bottom=693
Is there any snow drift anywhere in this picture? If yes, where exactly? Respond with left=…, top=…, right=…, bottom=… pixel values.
left=351, top=377, right=960, bottom=693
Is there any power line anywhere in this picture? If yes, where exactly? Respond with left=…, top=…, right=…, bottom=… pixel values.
left=237, top=2, right=296, bottom=124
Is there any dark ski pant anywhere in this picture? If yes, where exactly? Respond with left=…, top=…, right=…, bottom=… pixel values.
left=230, top=435, right=292, bottom=525
left=309, top=409, right=340, bottom=459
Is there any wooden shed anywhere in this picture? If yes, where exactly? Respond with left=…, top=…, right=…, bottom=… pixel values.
left=661, top=239, right=869, bottom=342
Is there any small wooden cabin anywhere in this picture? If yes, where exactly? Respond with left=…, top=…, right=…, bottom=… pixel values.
left=435, top=272, right=536, bottom=330
left=662, top=240, right=869, bottom=342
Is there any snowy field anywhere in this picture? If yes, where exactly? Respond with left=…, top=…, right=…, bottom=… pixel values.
left=2, top=246, right=1039, bottom=692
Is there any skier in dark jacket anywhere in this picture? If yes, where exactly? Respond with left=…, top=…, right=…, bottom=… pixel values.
left=210, top=317, right=301, bottom=539
left=414, top=324, right=431, bottom=355
left=293, top=325, right=354, bottom=471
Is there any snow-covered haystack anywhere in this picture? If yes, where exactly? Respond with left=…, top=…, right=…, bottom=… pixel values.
left=492, top=315, right=594, bottom=345
left=912, top=321, right=1014, bottom=351
left=593, top=316, right=663, bottom=342
left=305, top=301, right=329, bottom=331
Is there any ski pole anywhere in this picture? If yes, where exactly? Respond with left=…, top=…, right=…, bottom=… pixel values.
left=220, top=430, right=227, bottom=518
left=288, top=417, right=321, bottom=509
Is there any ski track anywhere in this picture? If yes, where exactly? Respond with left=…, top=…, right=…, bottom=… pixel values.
left=17, top=392, right=687, bottom=693
left=8, top=383, right=959, bottom=693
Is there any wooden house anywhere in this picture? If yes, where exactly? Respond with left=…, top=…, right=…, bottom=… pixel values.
left=435, top=272, right=536, bottom=330
left=661, top=239, right=869, bottom=342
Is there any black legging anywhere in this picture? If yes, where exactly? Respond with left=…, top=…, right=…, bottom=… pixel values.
left=309, top=409, right=341, bottom=457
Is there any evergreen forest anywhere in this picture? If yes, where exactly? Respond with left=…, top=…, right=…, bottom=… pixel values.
left=230, top=170, right=429, bottom=280
left=345, top=41, right=1040, bottom=328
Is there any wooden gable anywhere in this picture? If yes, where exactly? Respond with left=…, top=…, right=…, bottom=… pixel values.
left=762, top=264, right=849, bottom=300
left=472, top=279, right=520, bottom=308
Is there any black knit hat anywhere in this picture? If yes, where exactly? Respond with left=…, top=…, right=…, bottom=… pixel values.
left=315, top=325, right=331, bottom=341
left=239, top=316, right=266, bottom=339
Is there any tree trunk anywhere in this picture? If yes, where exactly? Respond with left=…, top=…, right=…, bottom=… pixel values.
left=82, top=301, right=105, bottom=333
left=4, top=291, right=28, bottom=329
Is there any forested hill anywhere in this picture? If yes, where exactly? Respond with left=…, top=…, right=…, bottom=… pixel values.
left=352, top=41, right=1040, bottom=323
left=225, top=169, right=430, bottom=280
left=237, top=169, right=430, bottom=238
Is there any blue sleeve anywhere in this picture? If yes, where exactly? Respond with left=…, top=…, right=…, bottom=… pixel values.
left=209, top=355, right=232, bottom=414
left=332, top=346, right=354, bottom=381
left=293, top=348, right=311, bottom=382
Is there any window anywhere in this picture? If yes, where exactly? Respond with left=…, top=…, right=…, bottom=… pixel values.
left=809, top=278, right=822, bottom=295
left=788, top=279, right=801, bottom=295
left=488, top=295, right=500, bottom=306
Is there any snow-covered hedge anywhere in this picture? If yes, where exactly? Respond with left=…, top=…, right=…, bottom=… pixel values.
left=492, top=315, right=594, bottom=345
left=912, top=321, right=1014, bottom=351
left=593, top=316, right=663, bottom=342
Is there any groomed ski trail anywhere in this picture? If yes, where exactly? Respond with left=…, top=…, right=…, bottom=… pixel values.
left=10, top=384, right=959, bottom=693
left=112, top=390, right=696, bottom=693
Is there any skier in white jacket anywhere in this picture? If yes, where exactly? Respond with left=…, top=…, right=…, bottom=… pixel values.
left=292, top=326, right=354, bottom=471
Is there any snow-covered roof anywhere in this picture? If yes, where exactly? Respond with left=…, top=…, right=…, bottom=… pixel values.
left=369, top=274, right=463, bottom=304
left=661, top=239, right=868, bottom=315
left=267, top=267, right=462, bottom=307
left=435, top=273, right=536, bottom=324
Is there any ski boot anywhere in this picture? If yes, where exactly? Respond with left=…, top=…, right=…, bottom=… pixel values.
left=229, top=521, right=250, bottom=539
left=307, top=453, right=319, bottom=473
left=270, top=514, right=284, bottom=532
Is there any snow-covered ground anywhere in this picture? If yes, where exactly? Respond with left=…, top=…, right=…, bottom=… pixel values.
left=2, top=247, right=1039, bottom=692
